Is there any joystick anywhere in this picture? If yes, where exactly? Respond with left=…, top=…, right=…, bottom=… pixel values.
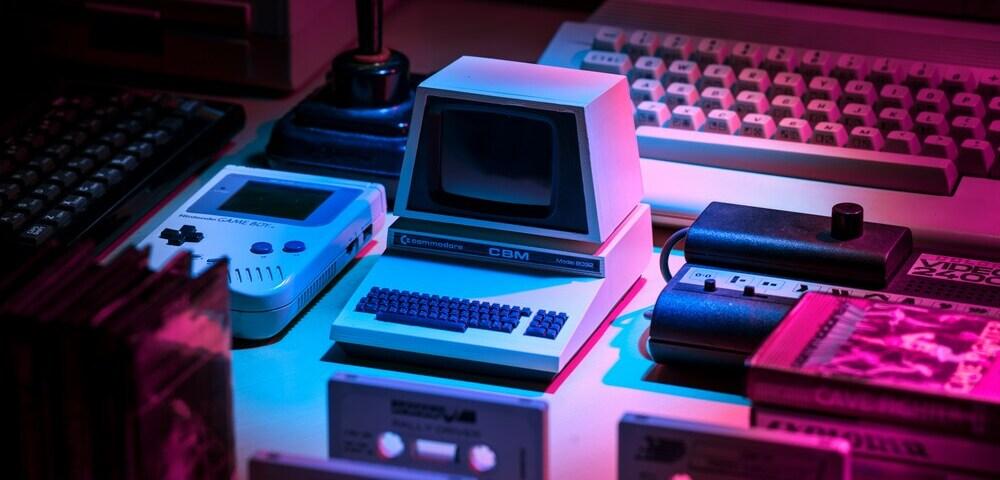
left=830, top=202, right=864, bottom=240
left=267, top=0, right=420, bottom=199
left=328, top=0, right=410, bottom=108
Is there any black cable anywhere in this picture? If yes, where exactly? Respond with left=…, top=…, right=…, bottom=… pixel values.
left=659, top=227, right=689, bottom=282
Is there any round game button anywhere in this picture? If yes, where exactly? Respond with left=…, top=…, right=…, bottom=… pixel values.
left=250, top=241, right=273, bottom=254
left=283, top=240, right=306, bottom=253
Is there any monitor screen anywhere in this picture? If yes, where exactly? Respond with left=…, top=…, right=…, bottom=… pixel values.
left=405, top=96, right=589, bottom=235
left=218, top=181, right=332, bottom=220
left=439, top=108, right=554, bottom=208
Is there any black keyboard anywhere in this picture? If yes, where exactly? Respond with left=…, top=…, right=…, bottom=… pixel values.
left=0, top=86, right=244, bottom=264
left=354, top=287, right=569, bottom=339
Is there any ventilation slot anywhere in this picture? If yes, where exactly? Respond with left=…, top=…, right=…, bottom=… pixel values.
left=296, top=260, right=340, bottom=312
left=228, top=265, right=285, bottom=285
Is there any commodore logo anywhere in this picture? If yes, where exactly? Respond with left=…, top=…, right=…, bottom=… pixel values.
left=391, top=399, right=477, bottom=424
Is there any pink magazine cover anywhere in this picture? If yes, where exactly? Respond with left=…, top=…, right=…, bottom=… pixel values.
left=748, top=293, right=1000, bottom=439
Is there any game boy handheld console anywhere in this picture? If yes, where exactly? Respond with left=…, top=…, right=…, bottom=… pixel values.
left=330, top=56, right=652, bottom=379
left=139, top=165, right=386, bottom=339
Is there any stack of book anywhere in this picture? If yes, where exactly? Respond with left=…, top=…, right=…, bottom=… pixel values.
left=0, top=246, right=235, bottom=480
left=748, top=292, right=1000, bottom=479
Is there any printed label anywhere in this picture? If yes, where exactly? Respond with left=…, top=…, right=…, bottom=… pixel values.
left=389, top=230, right=604, bottom=277
left=907, top=254, right=1000, bottom=288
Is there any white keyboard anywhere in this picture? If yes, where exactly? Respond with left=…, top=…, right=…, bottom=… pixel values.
left=539, top=20, right=1000, bottom=253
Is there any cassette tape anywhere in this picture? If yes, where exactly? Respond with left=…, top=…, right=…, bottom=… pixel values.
left=249, top=451, right=474, bottom=480
left=619, top=413, right=851, bottom=480
left=328, top=374, right=546, bottom=480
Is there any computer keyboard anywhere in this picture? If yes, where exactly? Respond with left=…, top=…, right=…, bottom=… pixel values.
left=539, top=22, right=1000, bottom=253
left=354, top=287, right=568, bottom=339
left=0, top=85, right=244, bottom=264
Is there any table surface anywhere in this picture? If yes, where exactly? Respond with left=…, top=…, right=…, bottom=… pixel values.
left=120, top=2, right=751, bottom=478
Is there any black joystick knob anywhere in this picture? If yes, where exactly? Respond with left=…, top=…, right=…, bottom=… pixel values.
left=328, top=0, right=410, bottom=107
left=831, top=202, right=864, bottom=240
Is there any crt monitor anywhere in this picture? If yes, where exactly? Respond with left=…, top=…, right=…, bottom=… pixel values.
left=402, top=96, right=589, bottom=237
left=394, top=56, right=642, bottom=244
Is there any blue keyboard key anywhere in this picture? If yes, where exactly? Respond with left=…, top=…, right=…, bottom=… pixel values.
left=376, top=311, right=468, bottom=332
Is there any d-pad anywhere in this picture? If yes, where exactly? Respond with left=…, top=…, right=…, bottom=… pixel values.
left=159, top=224, right=204, bottom=246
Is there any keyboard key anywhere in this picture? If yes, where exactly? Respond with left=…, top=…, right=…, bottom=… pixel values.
left=988, top=97, right=1000, bottom=124
left=66, top=157, right=96, bottom=175
left=377, top=310, right=468, bottom=332
left=624, top=30, right=659, bottom=58
left=905, top=62, right=941, bottom=91
left=61, top=130, right=88, bottom=147
left=841, top=103, right=877, bottom=130
left=771, top=72, right=807, bottom=97
left=739, top=114, right=776, bottom=139
left=115, top=119, right=143, bottom=135
left=940, top=67, right=976, bottom=97
left=40, top=209, right=73, bottom=228
left=109, top=154, right=139, bottom=172
left=666, top=60, right=701, bottom=85
left=762, top=45, right=798, bottom=76
left=812, top=122, right=849, bottom=147
left=848, top=126, right=885, bottom=151
left=99, top=131, right=128, bottom=148
left=49, top=170, right=79, bottom=188
left=670, top=105, right=706, bottom=131
left=0, top=211, right=27, bottom=236
left=799, top=50, right=833, bottom=78
left=27, top=156, right=57, bottom=175
left=776, top=117, right=812, bottom=143
left=11, top=170, right=40, bottom=188
left=18, top=224, right=54, bottom=246
left=807, top=76, right=841, bottom=103
left=141, top=129, right=172, bottom=146
left=951, top=116, right=985, bottom=142
left=769, top=95, right=806, bottom=121
left=635, top=101, right=671, bottom=127
left=0, top=183, right=20, bottom=202
left=914, top=88, right=949, bottom=114
left=699, top=87, right=735, bottom=112
left=951, top=93, right=985, bottom=118
left=702, top=64, right=736, bottom=89
left=878, top=84, right=913, bottom=110
left=988, top=119, right=1000, bottom=145
left=657, top=34, right=693, bottom=62
left=842, top=80, right=877, bottom=105
left=805, top=100, right=840, bottom=125
left=83, top=143, right=111, bottom=163
left=704, top=109, right=741, bottom=135
left=978, top=71, right=1000, bottom=99
left=29, top=184, right=61, bottom=202
left=885, top=130, right=921, bottom=154
left=868, top=57, right=904, bottom=87
left=91, top=167, right=124, bottom=186
left=592, top=26, right=626, bottom=51
left=157, top=117, right=185, bottom=134
left=74, top=181, right=107, bottom=200
left=45, top=143, right=72, bottom=161
left=735, top=68, right=770, bottom=93
left=58, top=195, right=89, bottom=214
left=957, top=139, right=996, bottom=176
left=923, top=135, right=958, bottom=160
left=734, top=91, right=769, bottom=118
left=631, top=79, right=665, bottom=103
left=633, top=56, right=667, bottom=81
left=125, top=142, right=154, bottom=160
left=636, top=125, right=957, bottom=194
left=727, top=42, right=763, bottom=71
left=664, top=83, right=700, bottom=108
left=692, top=38, right=728, bottom=67
left=13, top=197, right=45, bottom=216
left=914, top=112, right=949, bottom=138
left=582, top=51, right=633, bottom=75
left=876, top=108, right=913, bottom=133
left=832, top=54, right=868, bottom=83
